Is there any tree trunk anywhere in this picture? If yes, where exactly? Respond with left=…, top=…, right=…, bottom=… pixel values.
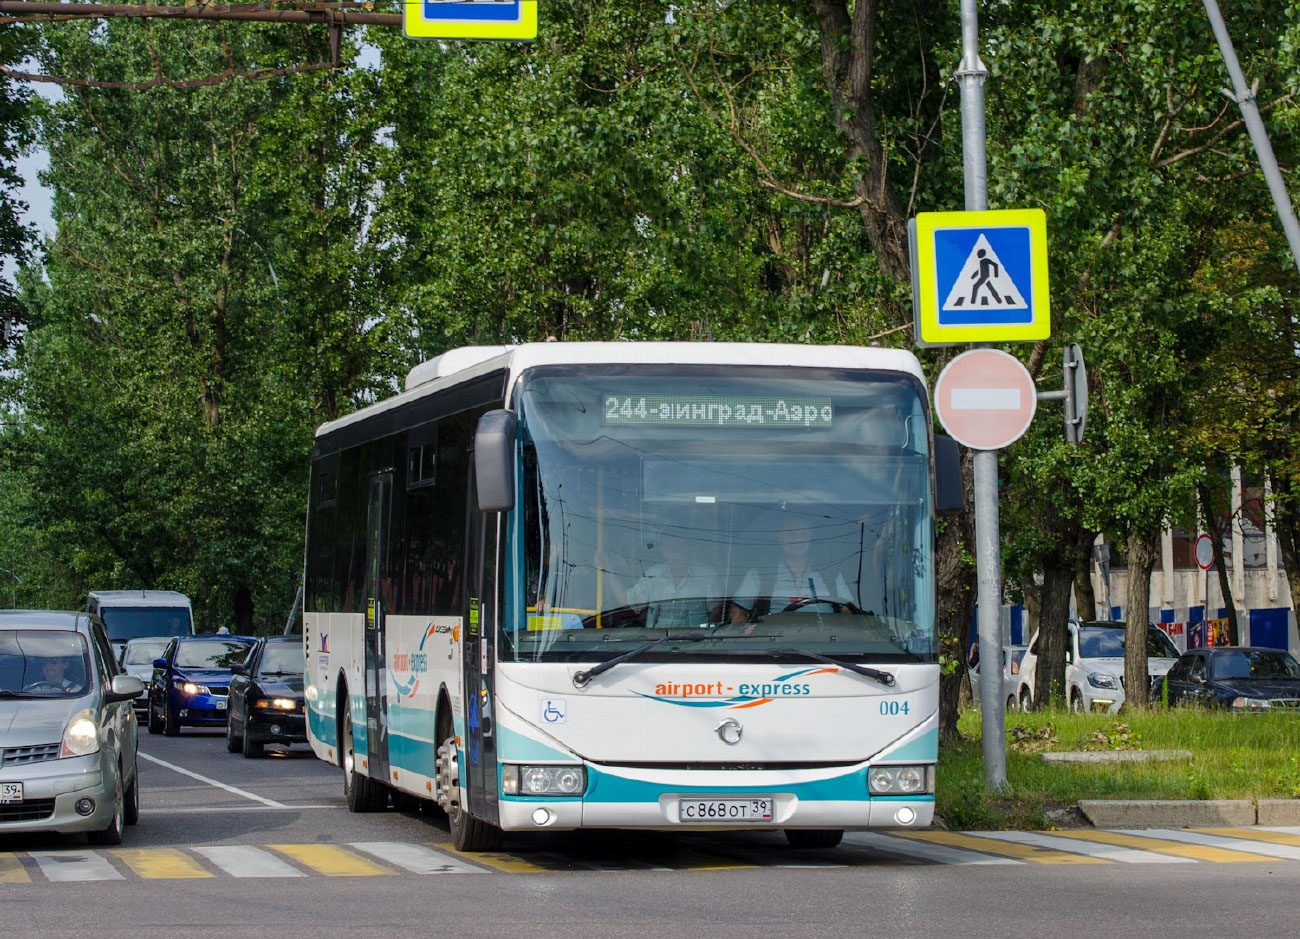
left=1124, top=528, right=1160, bottom=706
left=1198, top=481, right=1239, bottom=644
left=1033, top=563, right=1074, bottom=708
left=1074, top=533, right=1097, bottom=619
left=935, top=447, right=977, bottom=740
left=1270, top=468, right=1300, bottom=621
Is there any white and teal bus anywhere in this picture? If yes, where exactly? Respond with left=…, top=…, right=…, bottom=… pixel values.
left=303, top=343, right=959, bottom=851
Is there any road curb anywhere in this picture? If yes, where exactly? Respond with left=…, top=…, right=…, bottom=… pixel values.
left=1077, top=799, right=1300, bottom=829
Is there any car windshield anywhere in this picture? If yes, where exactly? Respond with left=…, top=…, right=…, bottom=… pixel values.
left=1077, top=625, right=1178, bottom=660
left=503, top=367, right=936, bottom=665
left=0, top=630, right=93, bottom=697
left=102, top=607, right=192, bottom=642
left=175, top=640, right=252, bottom=669
left=258, top=644, right=305, bottom=676
left=1212, top=649, right=1300, bottom=681
left=122, top=639, right=170, bottom=666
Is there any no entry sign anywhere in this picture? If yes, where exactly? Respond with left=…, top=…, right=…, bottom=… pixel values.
left=934, top=348, right=1037, bottom=450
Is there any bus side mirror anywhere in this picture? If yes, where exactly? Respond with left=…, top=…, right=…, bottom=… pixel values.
left=934, top=434, right=963, bottom=516
left=475, top=409, right=518, bottom=512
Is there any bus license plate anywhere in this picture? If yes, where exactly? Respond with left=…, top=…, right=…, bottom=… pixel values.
left=0, top=782, right=22, bottom=804
left=679, top=797, right=772, bottom=822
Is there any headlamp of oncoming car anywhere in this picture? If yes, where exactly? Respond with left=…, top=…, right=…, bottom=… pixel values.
left=1231, top=696, right=1271, bottom=710
left=61, top=711, right=101, bottom=758
left=1087, top=671, right=1119, bottom=689
left=255, top=698, right=298, bottom=710
left=176, top=680, right=211, bottom=696
left=500, top=764, right=586, bottom=796
left=867, top=764, right=934, bottom=795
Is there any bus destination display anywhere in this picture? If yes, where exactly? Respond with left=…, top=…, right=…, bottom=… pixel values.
left=603, top=394, right=833, bottom=428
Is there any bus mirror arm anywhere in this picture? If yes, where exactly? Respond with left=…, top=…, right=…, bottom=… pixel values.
left=475, top=409, right=518, bottom=512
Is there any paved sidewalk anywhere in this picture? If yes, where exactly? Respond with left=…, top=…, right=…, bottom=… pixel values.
left=1078, top=799, right=1300, bottom=829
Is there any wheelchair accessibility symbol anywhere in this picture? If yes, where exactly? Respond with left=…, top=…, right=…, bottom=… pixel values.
left=541, top=698, right=567, bottom=724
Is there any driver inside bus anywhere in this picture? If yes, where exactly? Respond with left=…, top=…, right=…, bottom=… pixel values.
left=596, top=528, right=726, bottom=628
left=730, top=515, right=855, bottom=620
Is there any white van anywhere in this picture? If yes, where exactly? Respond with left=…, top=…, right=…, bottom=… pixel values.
left=87, top=590, right=195, bottom=661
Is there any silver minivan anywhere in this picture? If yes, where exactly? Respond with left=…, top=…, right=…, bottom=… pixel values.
left=0, top=610, right=144, bottom=843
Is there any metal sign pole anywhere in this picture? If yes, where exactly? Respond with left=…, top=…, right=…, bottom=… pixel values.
left=956, top=0, right=1007, bottom=790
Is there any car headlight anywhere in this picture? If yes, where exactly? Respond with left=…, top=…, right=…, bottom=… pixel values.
left=255, top=698, right=298, bottom=710
left=500, top=764, right=586, bottom=796
left=175, top=680, right=210, bottom=696
left=61, top=714, right=101, bottom=758
left=868, top=764, right=934, bottom=795
left=1232, top=696, right=1271, bottom=710
left=1087, top=672, right=1118, bottom=689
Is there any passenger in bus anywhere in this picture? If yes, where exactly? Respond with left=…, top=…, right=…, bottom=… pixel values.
left=596, top=530, right=726, bottom=628
left=729, top=515, right=855, bottom=620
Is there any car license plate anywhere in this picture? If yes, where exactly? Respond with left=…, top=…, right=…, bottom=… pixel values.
left=0, top=782, right=22, bottom=804
left=679, top=797, right=772, bottom=822
left=215, top=699, right=227, bottom=710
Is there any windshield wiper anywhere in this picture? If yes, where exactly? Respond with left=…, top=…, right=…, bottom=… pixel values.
left=572, top=638, right=666, bottom=687
left=764, top=648, right=895, bottom=688
left=0, top=690, right=39, bottom=698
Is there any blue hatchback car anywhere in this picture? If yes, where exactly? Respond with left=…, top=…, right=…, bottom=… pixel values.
left=146, top=636, right=256, bottom=736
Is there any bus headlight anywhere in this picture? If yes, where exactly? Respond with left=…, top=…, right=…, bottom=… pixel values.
left=868, top=764, right=934, bottom=795
left=501, top=764, right=586, bottom=797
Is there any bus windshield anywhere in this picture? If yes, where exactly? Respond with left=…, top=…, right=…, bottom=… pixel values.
left=504, top=366, right=936, bottom=665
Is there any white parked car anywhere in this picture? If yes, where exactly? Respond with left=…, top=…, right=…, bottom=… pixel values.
left=1015, top=620, right=1180, bottom=712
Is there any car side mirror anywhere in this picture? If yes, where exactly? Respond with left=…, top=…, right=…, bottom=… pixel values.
left=934, top=434, right=963, bottom=516
left=475, top=409, right=517, bottom=512
left=153, top=658, right=167, bottom=669
left=231, top=663, right=248, bottom=676
left=106, top=674, right=144, bottom=703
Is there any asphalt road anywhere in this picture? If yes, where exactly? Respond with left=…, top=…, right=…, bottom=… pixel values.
left=2, top=727, right=1299, bottom=938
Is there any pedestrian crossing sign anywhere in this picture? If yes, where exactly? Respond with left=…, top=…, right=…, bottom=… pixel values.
left=910, top=208, right=1050, bottom=346
left=405, top=1, right=538, bottom=41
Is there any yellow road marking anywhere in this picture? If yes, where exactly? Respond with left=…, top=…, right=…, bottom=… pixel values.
left=1193, top=827, right=1300, bottom=847
left=112, top=848, right=213, bottom=879
left=433, top=845, right=567, bottom=874
left=268, top=844, right=393, bottom=876
left=896, top=831, right=1107, bottom=864
left=0, top=853, right=30, bottom=883
left=1050, top=830, right=1273, bottom=862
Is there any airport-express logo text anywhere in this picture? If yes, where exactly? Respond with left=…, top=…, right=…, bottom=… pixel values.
left=636, top=667, right=839, bottom=709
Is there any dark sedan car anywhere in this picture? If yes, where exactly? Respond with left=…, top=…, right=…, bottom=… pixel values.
left=225, top=636, right=306, bottom=757
left=146, top=636, right=256, bottom=736
left=1159, top=646, right=1300, bottom=711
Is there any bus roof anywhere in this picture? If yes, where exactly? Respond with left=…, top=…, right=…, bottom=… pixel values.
left=316, top=342, right=925, bottom=440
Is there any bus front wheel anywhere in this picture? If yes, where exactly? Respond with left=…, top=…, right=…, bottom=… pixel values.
left=435, top=733, right=503, bottom=852
left=341, top=695, right=386, bottom=813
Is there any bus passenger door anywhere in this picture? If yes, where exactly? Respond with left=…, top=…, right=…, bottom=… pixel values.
left=462, top=493, right=500, bottom=824
left=364, top=473, right=392, bottom=787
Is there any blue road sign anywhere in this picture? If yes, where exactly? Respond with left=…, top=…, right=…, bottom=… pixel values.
left=910, top=209, right=1050, bottom=346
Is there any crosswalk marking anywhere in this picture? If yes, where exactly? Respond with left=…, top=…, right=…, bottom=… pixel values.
left=7, top=827, right=1300, bottom=883
left=194, top=845, right=306, bottom=878
left=113, top=847, right=214, bottom=879
left=895, top=831, right=1108, bottom=864
left=349, top=842, right=485, bottom=874
left=30, top=851, right=123, bottom=882
left=268, top=844, right=394, bottom=876
left=968, top=830, right=1194, bottom=864
left=1135, top=829, right=1300, bottom=862
left=844, top=831, right=1018, bottom=865
left=0, top=853, right=31, bottom=883
left=1048, top=829, right=1274, bottom=863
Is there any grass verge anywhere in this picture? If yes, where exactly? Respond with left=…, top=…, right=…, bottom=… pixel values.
left=935, top=706, right=1300, bottom=830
